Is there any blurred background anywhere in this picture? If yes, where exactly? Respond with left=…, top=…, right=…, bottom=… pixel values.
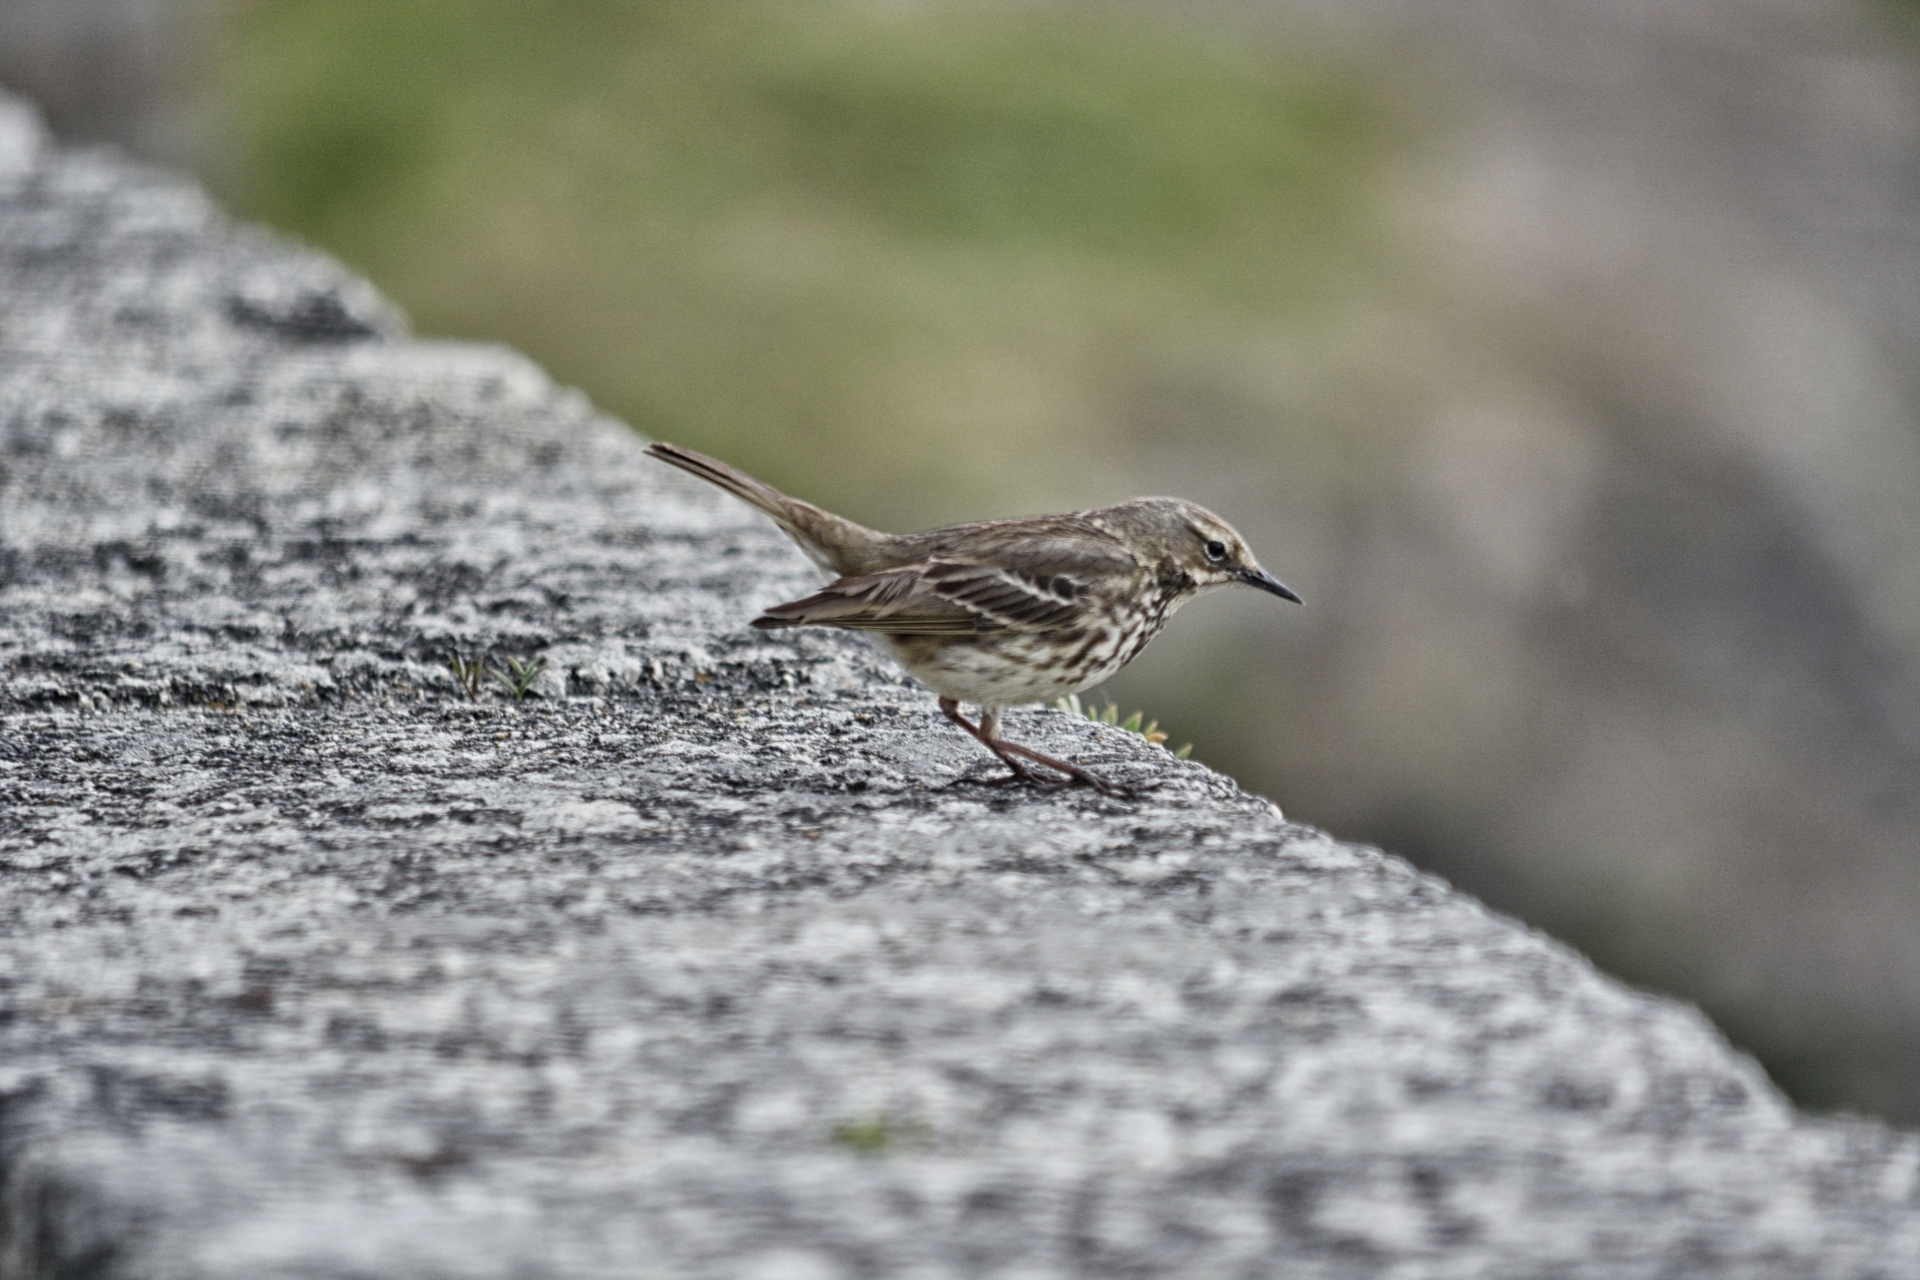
left=6, top=0, right=1920, bottom=1122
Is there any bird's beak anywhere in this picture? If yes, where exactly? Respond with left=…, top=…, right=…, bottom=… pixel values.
left=1239, top=567, right=1303, bottom=603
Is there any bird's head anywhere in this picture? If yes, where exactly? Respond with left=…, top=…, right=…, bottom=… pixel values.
left=1125, top=498, right=1302, bottom=603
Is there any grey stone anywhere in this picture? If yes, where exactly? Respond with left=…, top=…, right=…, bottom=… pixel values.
left=1, top=91, right=1918, bottom=1279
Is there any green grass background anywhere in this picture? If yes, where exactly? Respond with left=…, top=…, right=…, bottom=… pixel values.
left=210, top=0, right=1405, bottom=538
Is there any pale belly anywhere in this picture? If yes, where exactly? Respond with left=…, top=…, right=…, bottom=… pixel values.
left=879, top=630, right=1137, bottom=709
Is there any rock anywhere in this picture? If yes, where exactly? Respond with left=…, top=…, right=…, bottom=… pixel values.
left=1, top=91, right=1917, bottom=1278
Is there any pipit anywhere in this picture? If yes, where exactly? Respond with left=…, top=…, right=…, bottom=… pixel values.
left=647, top=443, right=1300, bottom=795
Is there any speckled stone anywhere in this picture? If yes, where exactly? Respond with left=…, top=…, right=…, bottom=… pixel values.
left=1, top=92, right=1917, bottom=1280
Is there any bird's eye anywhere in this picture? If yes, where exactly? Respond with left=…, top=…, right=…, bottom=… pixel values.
left=1204, top=539, right=1228, bottom=563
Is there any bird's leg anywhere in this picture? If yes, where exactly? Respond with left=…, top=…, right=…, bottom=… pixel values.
left=979, top=708, right=1129, bottom=799
left=939, top=698, right=1037, bottom=785
left=941, top=700, right=1129, bottom=797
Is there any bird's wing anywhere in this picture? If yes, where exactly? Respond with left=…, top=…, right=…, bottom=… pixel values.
left=752, top=537, right=1136, bottom=636
left=752, top=564, right=977, bottom=635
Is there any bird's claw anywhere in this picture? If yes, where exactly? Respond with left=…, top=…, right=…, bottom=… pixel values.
left=952, top=764, right=1134, bottom=800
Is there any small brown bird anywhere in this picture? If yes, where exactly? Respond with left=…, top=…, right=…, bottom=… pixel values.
left=647, top=443, right=1300, bottom=795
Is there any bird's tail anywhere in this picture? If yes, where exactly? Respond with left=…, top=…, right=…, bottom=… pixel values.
left=644, top=442, right=887, bottom=575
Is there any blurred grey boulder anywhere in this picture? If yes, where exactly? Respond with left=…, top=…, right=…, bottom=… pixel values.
left=0, top=0, right=206, bottom=154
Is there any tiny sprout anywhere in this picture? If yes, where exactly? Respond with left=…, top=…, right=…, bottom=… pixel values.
left=831, top=1115, right=892, bottom=1156
left=1054, top=693, right=1193, bottom=760
left=448, top=654, right=486, bottom=701
left=493, top=656, right=548, bottom=701
left=829, top=1112, right=928, bottom=1156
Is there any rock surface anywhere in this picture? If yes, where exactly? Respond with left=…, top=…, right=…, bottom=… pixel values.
left=2, top=92, right=1918, bottom=1279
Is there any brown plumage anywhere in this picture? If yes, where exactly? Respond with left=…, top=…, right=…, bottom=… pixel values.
left=646, top=442, right=1300, bottom=795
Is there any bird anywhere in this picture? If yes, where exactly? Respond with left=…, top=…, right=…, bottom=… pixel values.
left=645, top=442, right=1300, bottom=796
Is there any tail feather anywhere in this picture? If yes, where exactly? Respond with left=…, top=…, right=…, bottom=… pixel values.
left=644, top=441, right=887, bottom=574
left=644, top=442, right=791, bottom=523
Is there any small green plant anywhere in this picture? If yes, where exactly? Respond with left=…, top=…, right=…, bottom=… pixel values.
left=829, top=1112, right=928, bottom=1157
left=448, top=653, right=486, bottom=701
left=1055, top=693, right=1193, bottom=759
left=493, top=655, right=548, bottom=701
left=831, top=1115, right=892, bottom=1155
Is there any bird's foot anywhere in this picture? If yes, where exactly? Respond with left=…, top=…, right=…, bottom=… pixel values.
left=995, top=742, right=1134, bottom=799
left=951, top=761, right=1134, bottom=799
left=951, top=758, right=1049, bottom=791
left=1054, top=767, right=1134, bottom=801
left=943, top=699, right=1135, bottom=799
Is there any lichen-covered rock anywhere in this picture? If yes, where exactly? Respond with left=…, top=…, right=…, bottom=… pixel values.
left=1, top=92, right=1917, bottom=1279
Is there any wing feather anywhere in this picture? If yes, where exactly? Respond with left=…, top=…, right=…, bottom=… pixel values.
left=751, top=536, right=1136, bottom=636
left=751, top=565, right=981, bottom=634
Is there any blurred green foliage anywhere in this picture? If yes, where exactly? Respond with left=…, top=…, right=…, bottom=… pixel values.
left=212, top=0, right=1400, bottom=529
